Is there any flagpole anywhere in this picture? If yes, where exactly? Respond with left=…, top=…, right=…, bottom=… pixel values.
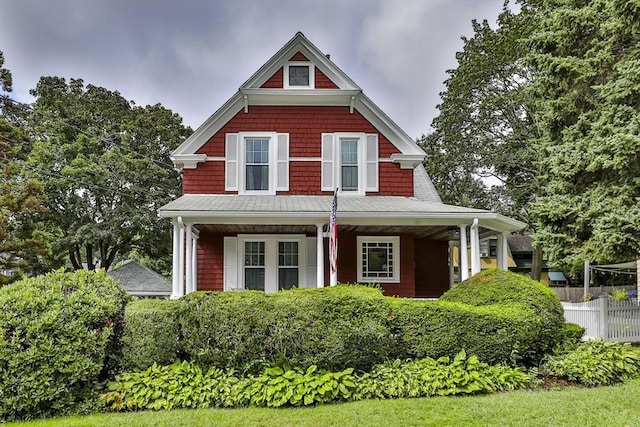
left=329, top=188, right=338, bottom=286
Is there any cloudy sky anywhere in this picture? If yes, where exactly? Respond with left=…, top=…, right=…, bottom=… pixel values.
left=0, top=0, right=504, bottom=139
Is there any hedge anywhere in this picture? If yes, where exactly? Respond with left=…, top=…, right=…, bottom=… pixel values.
left=121, top=299, right=180, bottom=371
left=389, top=298, right=541, bottom=365
left=439, top=269, right=565, bottom=363
left=178, top=285, right=395, bottom=374
left=0, top=269, right=129, bottom=421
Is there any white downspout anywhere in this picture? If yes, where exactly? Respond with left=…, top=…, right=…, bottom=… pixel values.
left=177, top=216, right=185, bottom=298
left=171, top=219, right=181, bottom=300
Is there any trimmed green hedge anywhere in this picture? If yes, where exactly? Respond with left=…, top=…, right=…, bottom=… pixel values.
left=439, top=269, right=565, bottom=363
left=178, top=286, right=395, bottom=374
left=0, top=269, right=130, bottom=421
left=389, top=298, right=541, bottom=365
left=121, top=299, right=180, bottom=371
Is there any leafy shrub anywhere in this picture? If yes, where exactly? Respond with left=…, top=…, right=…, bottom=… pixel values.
left=101, top=361, right=245, bottom=411
left=389, top=298, right=541, bottom=365
left=121, top=299, right=180, bottom=371
left=243, top=365, right=356, bottom=407
left=178, top=286, right=394, bottom=374
left=355, top=350, right=534, bottom=400
left=540, top=339, right=640, bottom=386
left=559, top=323, right=586, bottom=346
left=439, top=269, right=565, bottom=363
left=0, top=269, right=130, bottom=421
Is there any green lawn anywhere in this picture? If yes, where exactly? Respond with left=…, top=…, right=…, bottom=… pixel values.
left=9, top=379, right=640, bottom=427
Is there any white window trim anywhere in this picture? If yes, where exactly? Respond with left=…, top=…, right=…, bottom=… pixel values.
left=336, top=132, right=366, bottom=195
left=239, top=132, right=278, bottom=195
left=357, top=236, right=400, bottom=283
left=284, top=61, right=315, bottom=89
left=237, top=235, right=307, bottom=293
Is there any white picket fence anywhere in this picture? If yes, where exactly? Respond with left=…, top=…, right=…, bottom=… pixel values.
left=562, top=298, right=640, bottom=342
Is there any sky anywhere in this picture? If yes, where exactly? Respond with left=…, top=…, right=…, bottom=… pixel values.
left=0, top=0, right=504, bottom=140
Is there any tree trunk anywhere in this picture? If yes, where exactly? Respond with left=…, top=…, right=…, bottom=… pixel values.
left=531, top=244, right=543, bottom=281
left=69, top=246, right=81, bottom=270
left=85, top=243, right=95, bottom=271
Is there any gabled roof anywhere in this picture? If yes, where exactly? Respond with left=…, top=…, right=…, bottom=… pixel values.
left=108, top=260, right=171, bottom=297
left=171, top=32, right=425, bottom=168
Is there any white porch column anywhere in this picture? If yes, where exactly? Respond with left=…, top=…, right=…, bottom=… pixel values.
left=191, top=227, right=199, bottom=293
left=184, top=224, right=193, bottom=294
left=500, top=232, right=509, bottom=270
left=459, top=224, right=469, bottom=281
left=470, top=218, right=481, bottom=275
left=316, top=224, right=325, bottom=288
left=448, top=241, right=456, bottom=287
left=171, top=220, right=181, bottom=299
left=178, top=216, right=184, bottom=297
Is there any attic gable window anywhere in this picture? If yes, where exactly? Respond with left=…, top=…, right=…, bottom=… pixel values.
left=284, top=62, right=315, bottom=89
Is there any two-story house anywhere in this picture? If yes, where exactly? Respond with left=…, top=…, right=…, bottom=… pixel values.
left=159, top=32, right=526, bottom=299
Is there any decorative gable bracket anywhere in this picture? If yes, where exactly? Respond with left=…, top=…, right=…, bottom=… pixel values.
left=171, top=154, right=207, bottom=170
left=390, top=153, right=425, bottom=169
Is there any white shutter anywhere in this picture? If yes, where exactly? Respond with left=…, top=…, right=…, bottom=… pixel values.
left=321, top=133, right=335, bottom=191
left=225, top=133, right=239, bottom=191
left=223, top=237, right=239, bottom=291
left=276, top=133, right=289, bottom=191
left=306, top=237, right=317, bottom=288
left=365, top=134, right=379, bottom=192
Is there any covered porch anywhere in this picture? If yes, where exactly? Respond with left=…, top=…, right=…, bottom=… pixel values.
left=159, top=195, right=526, bottom=299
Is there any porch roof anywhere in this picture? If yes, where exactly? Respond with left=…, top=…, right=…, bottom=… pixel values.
left=158, top=194, right=526, bottom=233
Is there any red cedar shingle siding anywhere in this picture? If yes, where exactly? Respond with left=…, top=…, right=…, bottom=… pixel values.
left=289, top=52, right=309, bottom=61
left=315, top=67, right=339, bottom=89
left=188, top=106, right=412, bottom=196
left=197, top=231, right=224, bottom=291
left=261, top=68, right=283, bottom=88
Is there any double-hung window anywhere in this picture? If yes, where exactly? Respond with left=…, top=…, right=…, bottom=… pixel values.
left=278, top=241, right=299, bottom=290
left=321, top=132, right=378, bottom=194
left=225, top=132, right=289, bottom=195
left=357, top=236, right=400, bottom=283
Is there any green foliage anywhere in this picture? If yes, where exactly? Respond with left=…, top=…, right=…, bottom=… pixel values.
left=243, top=365, right=356, bottom=408
left=559, top=323, right=586, bottom=346
left=389, top=298, right=541, bottom=366
left=440, top=269, right=565, bottom=362
left=178, top=286, right=394, bottom=374
left=355, top=350, right=534, bottom=400
left=528, top=0, right=640, bottom=273
left=421, top=2, right=540, bottom=221
left=101, top=361, right=245, bottom=411
left=540, top=340, right=640, bottom=387
left=0, top=269, right=130, bottom=421
left=611, top=288, right=628, bottom=301
left=25, top=77, right=190, bottom=272
left=121, top=299, right=180, bottom=371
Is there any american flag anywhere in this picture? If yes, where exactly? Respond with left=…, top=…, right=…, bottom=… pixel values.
left=329, top=189, right=338, bottom=275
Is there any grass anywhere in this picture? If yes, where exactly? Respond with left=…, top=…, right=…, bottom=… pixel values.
left=9, top=379, right=640, bottom=427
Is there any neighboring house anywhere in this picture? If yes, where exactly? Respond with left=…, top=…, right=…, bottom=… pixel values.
left=159, top=32, right=526, bottom=299
left=107, top=260, right=171, bottom=298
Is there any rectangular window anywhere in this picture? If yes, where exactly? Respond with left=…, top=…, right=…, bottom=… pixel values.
left=288, top=65, right=309, bottom=86
left=244, top=241, right=265, bottom=290
left=278, top=241, right=299, bottom=290
left=357, top=236, right=400, bottom=283
left=245, top=137, right=269, bottom=191
left=340, top=139, right=358, bottom=191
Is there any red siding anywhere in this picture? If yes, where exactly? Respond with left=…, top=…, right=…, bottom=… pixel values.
left=315, top=68, right=339, bottom=89
left=289, top=52, right=309, bottom=61
left=187, top=106, right=411, bottom=196
left=197, top=231, right=224, bottom=291
left=261, top=68, right=283, bottom=88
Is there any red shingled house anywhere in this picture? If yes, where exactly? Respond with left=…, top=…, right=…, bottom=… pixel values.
left=159, top=32, right=525, bottom=299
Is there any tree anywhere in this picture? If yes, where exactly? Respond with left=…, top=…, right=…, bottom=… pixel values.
left=421, top=3, right=540, bottom=219
left=0, top=52, right=49, bottom=284
left=26, top=77, right=190, bottom=272
left=529, top=0, right=640, bottom=274
left=420, top=2, right=545, bottom=278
